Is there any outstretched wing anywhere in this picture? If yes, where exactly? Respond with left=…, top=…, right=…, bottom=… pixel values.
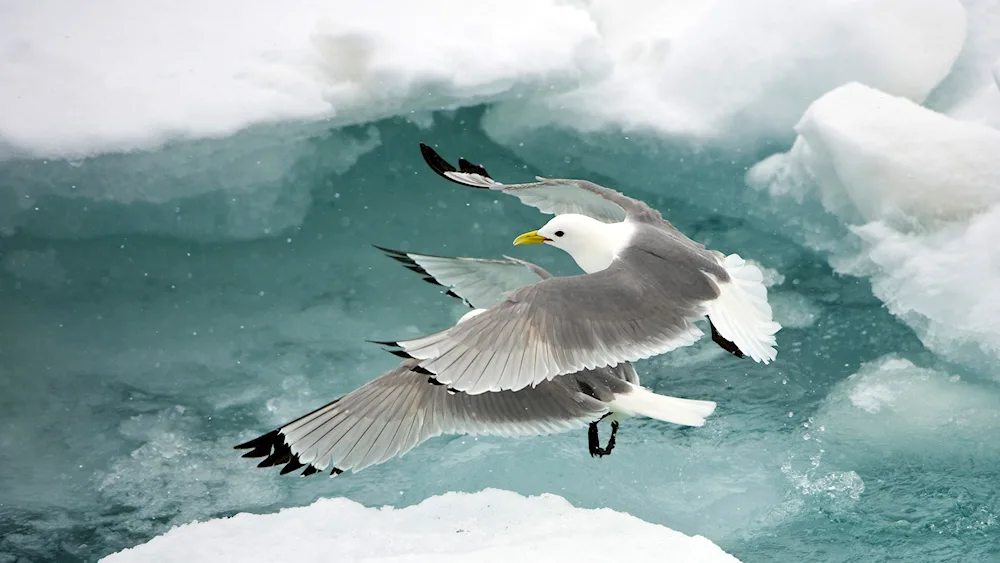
left=419, top=143, right=664, bottom=224
left=375, top=246, right=551, bottom=309
left=384, top=244, right=726, bottom=395
left=234, top=360, right=610, bottom=476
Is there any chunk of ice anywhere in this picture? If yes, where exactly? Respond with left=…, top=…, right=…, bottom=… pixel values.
left=0, top=0, right=606, bottom=160
left=486, top=0, right=966, bottom=145
left=748, top=82, right=1000, bottom=364
left=748, top=82, right=1000, bottom=226
left=814, top=356, right=1000, bottom=457
left=99, top=489, right=742, bottom=563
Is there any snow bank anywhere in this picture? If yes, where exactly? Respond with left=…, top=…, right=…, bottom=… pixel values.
left=0, top=0, right=965, bottom=161
left=0, top=0, right=607, bottom=239
left=0, top=0, right=605, bottom=160
left=748, top=82, right=1000, bottom=363
left=100, top=489, right=741, bottom=563
left=0, top=0, right=971, bottom=240
left=485, top=0, right=965, bottom=145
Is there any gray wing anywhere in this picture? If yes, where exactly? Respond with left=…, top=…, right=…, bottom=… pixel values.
left=234, top=359, right=612, bottom=475
left=375, top=246, right=551, bottom=309
left=388, top=239, right=726, bottom=394
left=420, top=143, right=664, bottom=224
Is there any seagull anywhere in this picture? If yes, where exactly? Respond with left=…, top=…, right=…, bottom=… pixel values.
left=375, top=144, right=781, bottom=397
left=235, top=247, right=718, bottom=477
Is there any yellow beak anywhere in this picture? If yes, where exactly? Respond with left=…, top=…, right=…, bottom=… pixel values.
left=513, top=230, right=549, bottom=246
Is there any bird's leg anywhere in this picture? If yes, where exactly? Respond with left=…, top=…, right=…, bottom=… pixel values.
left=588, top=417, right=620, bottom=458
left=588, top=421, right=601, bottom=457
left=604, top=421, right=619, bottom=454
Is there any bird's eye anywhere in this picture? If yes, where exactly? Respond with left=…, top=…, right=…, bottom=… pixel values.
left=554, top=230, right=564, bottom=237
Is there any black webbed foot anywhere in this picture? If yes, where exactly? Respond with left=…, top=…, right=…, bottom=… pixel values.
left=588, top=420, right=620, bottom=458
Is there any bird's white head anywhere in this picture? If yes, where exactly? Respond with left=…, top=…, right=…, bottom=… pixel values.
left=513, top=214, right=635, bottom=273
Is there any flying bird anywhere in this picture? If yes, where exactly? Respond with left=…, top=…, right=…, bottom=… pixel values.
left=374, top=144, right=781, bottom=397
left=235, top=247, right=717, bottom=477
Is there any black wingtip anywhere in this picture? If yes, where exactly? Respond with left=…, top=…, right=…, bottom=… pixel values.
left=236, top=429, right=335, bottom=478
left=420, top=142, right=458, bottom=176
left=366, top=339, right=401, bottom=347
left=279, top=458, right=305, bottom=475
left=419, top=142, right=491, bottom=188
left=372, top=244, right=406, bottom=257
left=257, top=442, right=293, bottom=468
left=457, top=157, right=491, bottom=179
left=235, top=430, right=280, bottom=453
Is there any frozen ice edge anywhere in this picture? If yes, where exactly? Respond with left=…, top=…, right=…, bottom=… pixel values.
left=99, top=489, right=741, bottom=563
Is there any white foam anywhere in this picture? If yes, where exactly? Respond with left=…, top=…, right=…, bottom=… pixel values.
left=769, top=292, right=821, bottom=329
left=0, top=0, right=606, bottom=159
left=99, top=489, right=742, bottom=563
left=747, top=82, right=1000, bottom=363
left=485, top=0, right=966, bottom=145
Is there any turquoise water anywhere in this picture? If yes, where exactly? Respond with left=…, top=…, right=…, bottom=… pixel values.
left=0, top=110, right=997, bottom=562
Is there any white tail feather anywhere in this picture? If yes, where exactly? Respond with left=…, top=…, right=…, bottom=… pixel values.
left=608, top=383, right=717, bottom=427
left=707, top=254, right=781, bottom=364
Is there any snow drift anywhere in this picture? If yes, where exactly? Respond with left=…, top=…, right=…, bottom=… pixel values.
left=100, top=489, right=742, bottom=563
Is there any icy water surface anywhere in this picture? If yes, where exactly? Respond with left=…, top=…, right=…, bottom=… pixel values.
left=0, top=112, right=998, bottom=562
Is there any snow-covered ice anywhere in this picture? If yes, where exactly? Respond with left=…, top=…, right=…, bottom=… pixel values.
left=0, top=0, right=607, bottom=239
left=0, top=0, right=973, bottom=240
left=749, top=82, right=1000, bottom=225
left=485, top=0, right=965, bottom=145
left=748, top=82, right=1000, bottom=364
left=0, top=0, right=605, bottom=160
left=100, top=489, right=741, bottom=563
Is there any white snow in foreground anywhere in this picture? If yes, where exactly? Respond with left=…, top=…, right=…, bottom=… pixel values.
left=485, top=0, right=966, bottom=144
left=748, top=82, right=1000, bottom=364
left=0, top=0, right=605, bottom=159
left=100, top=489, right=741, bottom=563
